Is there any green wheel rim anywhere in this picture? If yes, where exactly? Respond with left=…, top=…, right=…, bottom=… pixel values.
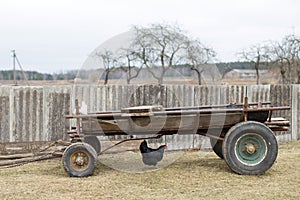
left=235, top=133, right=267, bottom=166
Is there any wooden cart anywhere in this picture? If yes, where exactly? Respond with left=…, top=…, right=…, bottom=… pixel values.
left=62, top=97, right=290, bottom=177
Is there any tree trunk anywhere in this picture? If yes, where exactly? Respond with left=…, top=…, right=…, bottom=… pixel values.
left=255, top=67, right=259, bottom=85
left=127, top=66, right=131, bottom=84
left=280, top=69, right=287, bottom=84
left=104, top=69, right=109, bottom=85
left=158, top=69, right=167, bottom=84
left=196, top=70, right=201, bottom=85
left=191, top=67, right=202, bottom=85
left=255, top=57, right=260, bottom=85
left=297, top=70, right=300, bottom=84
left=158, top=77, right=163, bottom=84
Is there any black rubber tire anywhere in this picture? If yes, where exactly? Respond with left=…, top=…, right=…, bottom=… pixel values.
left=223, top=121, right=278, bottom=175
left=62, top=142, right=97, bottom=177
left=84, top=135, right=101, bottom=155
left=210, top=138, right=224, bottom=159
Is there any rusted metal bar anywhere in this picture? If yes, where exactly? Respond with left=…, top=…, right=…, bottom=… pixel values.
left=268, top=110, right=273, bottom=122
left=75, top=99, right=80, bottom=135
left=65, top=106, right=290, bottom=119
left=269, top=126, right=290, bottom=131
left=258, top=102, right=262, bottom=108
left=164, top=101, right=271, bottom=111
left=243, top=106, right=290, bottom=112
left=205, top=134, right=224, bottom=141
left=243, top=97, right=248, bottom=121
left=99, top=134, right=163, bottom=155
left=66, top=113, right=122, bottom=119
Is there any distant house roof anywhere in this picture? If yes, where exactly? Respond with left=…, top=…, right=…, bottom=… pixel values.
left=225, top=69, right=268, bottom=79
left=230, top=69, right=268, bottom=74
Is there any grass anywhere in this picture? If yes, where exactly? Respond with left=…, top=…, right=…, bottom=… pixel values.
left=0, top=141, right=299, bottom=200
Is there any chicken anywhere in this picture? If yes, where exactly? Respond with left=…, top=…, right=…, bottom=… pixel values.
left=139, top=140, right=167, bottom=166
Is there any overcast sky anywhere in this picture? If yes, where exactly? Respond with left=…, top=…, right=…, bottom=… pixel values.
left=0, top=0, right=299, bottom=73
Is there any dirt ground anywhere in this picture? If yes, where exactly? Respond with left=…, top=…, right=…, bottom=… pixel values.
left=0, top=141, right=299, bottom=200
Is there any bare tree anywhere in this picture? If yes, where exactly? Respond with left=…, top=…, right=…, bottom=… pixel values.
left=186, top=39, right=216, bottom=85
left=238, top=44, right=269, bottom=85
left=218, top=63, right=233, bottom=79
left=96, top=50, right=118, bottom=85
left=91, top=23, right=217, bottom=85
left=132, top=23, right=189, bottom=84
left=270, top=39, right=291, bottom=84
left=284, top=35, right=300, bottom=84
left=270, top=35, right=300, bottom=84
left=118, top=48, right=143, bottom=84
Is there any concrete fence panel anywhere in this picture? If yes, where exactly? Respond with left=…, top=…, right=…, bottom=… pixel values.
left=0, top=84, right=298, bottom=146
left=0, top=87, right=10, bottom=143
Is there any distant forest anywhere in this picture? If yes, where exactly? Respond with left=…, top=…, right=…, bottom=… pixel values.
left=0, top=62, right=269, bottom=81
left=0, top=70, right=78, bottom=81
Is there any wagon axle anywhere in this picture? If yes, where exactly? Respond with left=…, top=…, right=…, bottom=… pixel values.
left=245, top=143, right=256, bottom=154
left=74, top=154, right=87, bottom=166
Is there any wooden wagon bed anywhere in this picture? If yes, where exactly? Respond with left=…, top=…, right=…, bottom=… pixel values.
left=66, top=97, right=289, bottom=138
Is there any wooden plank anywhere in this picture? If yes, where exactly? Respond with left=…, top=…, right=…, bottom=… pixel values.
left=0, top=154, right=55, bottom=167
left=264, top=121, right=290, bottom=126
left=121, top=105, right=163, bottom=113
left=67, top=105, right=289, bottom=119
left=121, top=113, right=154, bottom=117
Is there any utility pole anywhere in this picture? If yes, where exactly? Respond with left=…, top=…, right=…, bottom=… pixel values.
left=11, top=50, right=17, bottom=85
left=11, top=50, right=29, bottom=86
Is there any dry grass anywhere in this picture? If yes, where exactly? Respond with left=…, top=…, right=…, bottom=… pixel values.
left=0, top=76, right=277, bottom=86
left=0, top=141, right=299, bottom=200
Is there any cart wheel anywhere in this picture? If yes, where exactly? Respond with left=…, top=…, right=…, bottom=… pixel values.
left=62, top=142, right=97, bottom=177
left=210, top=138, right=224, bottom=159
left=223, top=121, right=278, bottom=175
left=84, top=136, right=101, bottom=155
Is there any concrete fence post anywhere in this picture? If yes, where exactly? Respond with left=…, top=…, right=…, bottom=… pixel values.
left=291, top=85, right=299, bottom=140
left=9, top=88, right=15, bottom=142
